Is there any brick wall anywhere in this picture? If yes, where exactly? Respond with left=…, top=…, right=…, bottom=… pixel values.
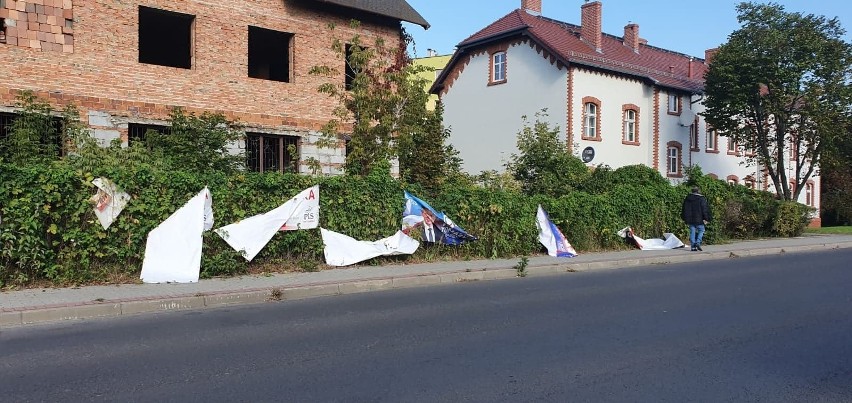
left=0, top=0, right=403, bottom=173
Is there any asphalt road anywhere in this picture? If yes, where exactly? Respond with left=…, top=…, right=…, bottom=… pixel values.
left=2, top=249, right=851, bottom=402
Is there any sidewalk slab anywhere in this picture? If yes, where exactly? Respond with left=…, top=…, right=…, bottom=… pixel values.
left=2, top=234, right=851, bottom=328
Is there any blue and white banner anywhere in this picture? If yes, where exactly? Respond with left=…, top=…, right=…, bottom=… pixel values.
left=402, top=191, right=477, bottom=245
left=536, top=205, right=578, bottom=258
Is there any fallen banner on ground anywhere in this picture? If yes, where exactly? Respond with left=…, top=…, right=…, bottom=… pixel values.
left=89, top=177, right=131, bottom=230
left=617, top=227, right=684, bottom=250
left=140, top=187, right=214, bottom=283
left=215, top=185, right=319, bottom=261
left=401, top=191, right=476, bottom=245
left=320, top=228, right=419, bottom=266
left=536, top=205, right=578, bottom=258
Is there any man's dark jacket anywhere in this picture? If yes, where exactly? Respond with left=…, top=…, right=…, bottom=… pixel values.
left=681, top=193, right=712, bottom=225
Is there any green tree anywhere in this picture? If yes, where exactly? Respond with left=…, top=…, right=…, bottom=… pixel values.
left=505, top=110, right=590, bottom=197
left=145, top=108, right=244, bottom=174
left=703, top=2, right=852, bottom=201
left=398, top=101, right=461, bottom=192
left=0, top=91, right=62, bottom=165
left=820, top=121, right=852, bottom=225
left=310, top=21, right=459, bottom=181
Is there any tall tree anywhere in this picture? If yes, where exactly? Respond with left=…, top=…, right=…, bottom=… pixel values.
left=702, top=2, right=852, bottom=201
left=310, top=21, right=458, bottom=180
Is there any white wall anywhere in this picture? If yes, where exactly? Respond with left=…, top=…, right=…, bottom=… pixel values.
left=442, top=40, right=568, bottom=174
left=569, top=68, right=655, bottom=169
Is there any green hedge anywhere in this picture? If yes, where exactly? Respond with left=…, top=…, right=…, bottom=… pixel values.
left=0, top=162, right=812, bottom=287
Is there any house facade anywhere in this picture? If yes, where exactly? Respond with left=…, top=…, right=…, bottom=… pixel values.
left=0, top=0, right=428, bottom=175
left=432, top=0, right=820, bottom=225
left=412, top=50, right=451, bottom=111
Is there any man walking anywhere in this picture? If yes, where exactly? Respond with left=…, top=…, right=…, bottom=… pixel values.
left=682, top=186, right=712, bottom=251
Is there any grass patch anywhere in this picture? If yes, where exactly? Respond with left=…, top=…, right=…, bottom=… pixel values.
left=805, top=226, right=852, bottom=235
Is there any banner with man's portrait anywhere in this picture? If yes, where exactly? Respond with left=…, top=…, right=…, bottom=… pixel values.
left=401, top=191, right=476, bottom=246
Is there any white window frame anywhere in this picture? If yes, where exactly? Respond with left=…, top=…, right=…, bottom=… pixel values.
left=727, top=137, right=737, bottom=153
left=667, top=147, right=679, bottom=174
left=707, top=129, right=717, bottom=150
left=585, top=102, right=597, bottom=138
left=492, top=52, right=506, bottom=82
left=668, top=93, right=679, bottom=113
left=623, top=109, right=636, bottom=142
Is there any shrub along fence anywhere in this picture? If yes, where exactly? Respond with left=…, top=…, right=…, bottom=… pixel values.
left=0, top=161, right=812, bottom=287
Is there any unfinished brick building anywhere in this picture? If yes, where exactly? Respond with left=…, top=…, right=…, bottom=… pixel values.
left=0, top=0, right=429, bottom=174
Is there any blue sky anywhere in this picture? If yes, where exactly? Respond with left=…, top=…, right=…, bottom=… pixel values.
left=403, top=0, right=852, bottom=59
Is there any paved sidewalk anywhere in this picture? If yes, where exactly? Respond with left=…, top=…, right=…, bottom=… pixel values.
left=2, top=234, right=851, bottom=327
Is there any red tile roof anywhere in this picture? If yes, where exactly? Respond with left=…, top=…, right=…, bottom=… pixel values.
left=440, top=9, right=706, bottom=93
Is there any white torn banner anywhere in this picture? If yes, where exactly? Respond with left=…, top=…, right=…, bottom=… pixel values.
left=215, top=185, right=319, bottom=261
left=617, top=227, right=684, bottom=250
left=321, top=228, right=419, bottom=267
left=536, top=205, right=578, bottom=258
left=140, top=187, right=213, bottom=283
left=90, top=177, right=131, bottom=230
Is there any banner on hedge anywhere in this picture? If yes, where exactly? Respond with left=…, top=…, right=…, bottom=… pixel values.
left=401, top=191, right=476, bottom=245
left=320, top=228, right=419, bottom=267
left=89, top=177, right=131, bottom=230
left=617, top=227, right=684, bottom=250
left=140, top=187, right=214, bottom=283
left=536, top=205, right=578, bottom=258
left=215, top=185, right=319, bottom=262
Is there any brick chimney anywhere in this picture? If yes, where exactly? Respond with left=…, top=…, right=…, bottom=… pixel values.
left=521, top=0, right=542, bottom=15
left=623, top=23, right=639, bottom=53
left=581, top=1, right=603, bottom=52
left=705, top=47, right=719, bottom=65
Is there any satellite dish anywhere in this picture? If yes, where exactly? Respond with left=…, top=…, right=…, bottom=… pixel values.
left=678, top=108, right=697, bottom=127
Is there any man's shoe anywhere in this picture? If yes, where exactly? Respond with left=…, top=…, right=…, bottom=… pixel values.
left=696, top=245, right=703, bottom=251
left=691, top=246, right=697, bottom=251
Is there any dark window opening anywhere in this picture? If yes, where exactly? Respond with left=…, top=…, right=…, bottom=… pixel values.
left=0, top=18, right=7, bottom=44
left=345, top=44, right=363, bottom=91
left=0, top=112, right=66, bottom=157
left=248, top=26, right=293, bottom=82
left=246, top=133, right=299, bottom=173
left=138, top=6, right=194, bottom=69
left=128, top=123, right=170, bottom=147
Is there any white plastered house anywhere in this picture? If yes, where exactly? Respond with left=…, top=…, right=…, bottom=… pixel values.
left=431, top=0, right=820, bottom=225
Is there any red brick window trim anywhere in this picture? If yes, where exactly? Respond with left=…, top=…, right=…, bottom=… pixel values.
left=706, top=125, right=719, bottom=153
left=689, top=117, right=700, bottom=151
left=489, top=51, right=507, bottom=85
left=726, top=136, right=739, bottom=156
left=582, top=96, right=602, bottom=141
left=667, top=92, right=681, bottom=116
left=744, top=176, right=756, bottom=190
left=805, top=180, right=815, bottom=206
left=666, top=141, right=683, bottom=177
left=622, top=104, right=640, bottom=146
left=727, top=175, right=739, bottom=185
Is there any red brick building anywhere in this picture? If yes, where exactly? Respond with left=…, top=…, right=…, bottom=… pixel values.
left=0, top=0, right=428, bottom=174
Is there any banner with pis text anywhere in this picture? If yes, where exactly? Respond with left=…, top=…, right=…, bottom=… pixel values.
left=401, top=191, right=476, bottom=246
left=536, top=205, right=578, bottom=258
left=215, top=186, right=319, bottom=262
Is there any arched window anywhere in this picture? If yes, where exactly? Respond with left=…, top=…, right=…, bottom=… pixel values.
left=622, top=104, right=639, bottom=145
left=727, top=175, right=739, bottom=185
left=666, top=141, right=683, bottom=177
left=582, top=97, right=601, bottom=141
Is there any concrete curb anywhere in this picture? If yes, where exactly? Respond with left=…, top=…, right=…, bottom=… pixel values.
left=3, top=241, right=851, bottom=327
